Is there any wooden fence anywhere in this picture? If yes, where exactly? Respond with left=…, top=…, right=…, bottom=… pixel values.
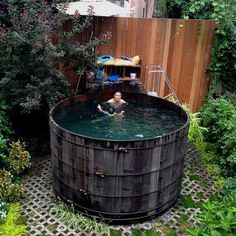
left=94, top=17, right=216, bottom=112
left=61, top=17, right=216, bottom=112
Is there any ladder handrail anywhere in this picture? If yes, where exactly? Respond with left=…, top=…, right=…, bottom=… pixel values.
left=145, top=65, right=180, bottom=105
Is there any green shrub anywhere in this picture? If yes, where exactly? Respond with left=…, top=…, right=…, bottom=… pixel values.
left=0, top=97, right=13, bottom=166
left=0, top=99, right=12, bottom=137
left=7, top=140, right=31, bottom=175
left=181, top=104, right=207, bottom=145
left=0, top=169, right=24, bottom=202
left=181, top=104, right=225, bottom=187
left=0, top=203, right=28, bottom=236
left=200, top=97, right=236, bottom=176
left=0, top=135, right=8, bottom=167
left=186, top=190, right=236, bottom=236
left=110, top=229, right=122, bottom=236
left=0, top=99, right=12, bottom=167
left=220, top=176, right=236, bottom=196
left=0, top=202, right=8, bottom=223
left=0, top=0, right=109, bottom=113
left=165, top=0, right=236, bottom=92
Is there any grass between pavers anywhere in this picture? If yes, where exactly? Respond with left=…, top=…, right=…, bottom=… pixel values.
left=0, top=203, right=29, bottom=236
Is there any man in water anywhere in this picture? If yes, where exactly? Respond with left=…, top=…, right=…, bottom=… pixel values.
left=92, top=106, right=123, bottom=123
left=97, top=91, right=126, bottom=114
left=100, top=106, right=124, bottom=116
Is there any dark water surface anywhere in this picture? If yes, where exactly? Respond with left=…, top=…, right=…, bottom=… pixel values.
left=53, top=100, right=186, bottom=141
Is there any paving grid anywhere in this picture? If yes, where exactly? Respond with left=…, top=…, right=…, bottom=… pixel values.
left=20, top=143, right=217, bottom=236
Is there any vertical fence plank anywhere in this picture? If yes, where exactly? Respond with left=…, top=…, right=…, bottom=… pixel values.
left=64, top=17, right=216, bottom=112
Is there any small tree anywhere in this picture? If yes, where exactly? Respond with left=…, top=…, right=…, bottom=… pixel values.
left=0, top=0, right=110, bottom=113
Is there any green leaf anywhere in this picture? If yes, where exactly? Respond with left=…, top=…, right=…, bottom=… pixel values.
left=132, top=229, right=142, bottom=236
left=211, top=230, right=223, bottom=236
left=110, top=229, right=122, bottom=236
left=145, top=229, right=159, bottom=236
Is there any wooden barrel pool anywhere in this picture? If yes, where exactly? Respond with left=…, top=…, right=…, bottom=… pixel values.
left=49, top=91, right=189, bottom=224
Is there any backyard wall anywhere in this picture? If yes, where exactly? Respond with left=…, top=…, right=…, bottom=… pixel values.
left=94, top=17, right=216, bottom=112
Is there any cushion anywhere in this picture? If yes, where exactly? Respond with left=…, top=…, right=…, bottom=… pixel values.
left=103, top=60, right=115, bottom=65
left=114, top=59, right=132, bottom=66
left=131, top=55, right=140, bottom=66
left=107, top=74, right=120, bottom=82
left=97, top=55, right=114, bottom=63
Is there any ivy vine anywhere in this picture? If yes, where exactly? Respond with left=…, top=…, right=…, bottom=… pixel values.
left=165, top=0, right=236, bottom=93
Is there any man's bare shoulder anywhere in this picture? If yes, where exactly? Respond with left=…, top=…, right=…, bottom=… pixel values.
left=120, top=99, right=126, bottom=104
left=107, top=98, right=115, bottom=103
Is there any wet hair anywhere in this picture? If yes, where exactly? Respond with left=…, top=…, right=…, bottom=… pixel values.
left=113, top=90, right=122, bottom=96
left=108, top=107, right=115, bottom=114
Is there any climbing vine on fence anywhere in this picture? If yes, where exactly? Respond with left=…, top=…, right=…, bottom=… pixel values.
left=166, top=0, right=236, bottom=93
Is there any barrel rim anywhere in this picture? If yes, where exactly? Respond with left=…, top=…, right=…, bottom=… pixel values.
left=49, top=92, right=190, bottom=142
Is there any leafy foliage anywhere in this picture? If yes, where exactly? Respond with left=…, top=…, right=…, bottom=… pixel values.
left=0, top=135, right=8, bottom=168
left=0, top=59, right=30, bottom=205
left=0, top=202, right=8, bottom=222
left=0, top=0, right=109, bottom=112
left=166, top=0, right=236, bottom=92
left=154, top=0, right=167, bottom=18
left=186, top=190, right=236, bottom=236
left=0, top=203, right=28, bottom=236
left=0, top=99, right=12, bottom=137
left=0, top=100, right=12, bottom=170
left=181, top=103, right=224, bottom=186
left=181, top=104, right=207, bottom=144
left=130, top=229, right=159, bottom=236
left=110, top=229, right=122, bottom=236
left=51, top=203, right=160, bottom=235
left=0, top=169, right=24, bottom=202
left=50, top=203, right=110, bottom=234
left=166, top=0, right=229, bottom=20
left=7, top=140, right=31, bottom=175
left=220, top=176, right=236, bottom=196
left=200, top=97, right=236, bottom=177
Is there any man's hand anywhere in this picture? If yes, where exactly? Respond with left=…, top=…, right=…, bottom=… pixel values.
left=97, top=104, right=103, bottom=112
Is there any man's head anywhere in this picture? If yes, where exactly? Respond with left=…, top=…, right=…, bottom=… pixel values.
left=113, top=91, right=122, bottom=102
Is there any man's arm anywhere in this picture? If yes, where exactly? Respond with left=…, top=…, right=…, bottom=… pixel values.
left=97, top=104, right=104, bottom=112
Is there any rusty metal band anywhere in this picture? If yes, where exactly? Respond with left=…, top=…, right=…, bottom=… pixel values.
left=52, top=173, right=182, bottom=198
left=51, top=152, right=184, bottom=177
left=54, top=188, right=178, bottom=219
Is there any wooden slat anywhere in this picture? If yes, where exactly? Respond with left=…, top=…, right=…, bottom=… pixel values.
left=63, top=17, right=216, bottom=112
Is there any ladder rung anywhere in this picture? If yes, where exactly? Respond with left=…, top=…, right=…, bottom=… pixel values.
left=148, top=70, right=162, bottom=73
left=163, top=93, right=174, bottom=99
left=148, top=91, right=158, bottom=97
left=145, top=65, right=180, bottom=105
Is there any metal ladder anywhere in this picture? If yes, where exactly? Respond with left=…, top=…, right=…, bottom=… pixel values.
left=144, top=65, right=180, bottom=105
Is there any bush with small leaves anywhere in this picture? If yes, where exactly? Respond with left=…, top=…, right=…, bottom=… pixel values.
left=0, top=169, right=24, bottom=202
left=0, top=0, right=110, bottom=113
left=0, top=201, right=8, bottom=222
left=7, top=140, right=31, bottom=175
left=0, top=203, right=28, bottom=236
left=186, top=190, right=236, bottom=236
left=200, top=97, right=236, bottom=177
left=220, top=176, right=236, bottom=196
